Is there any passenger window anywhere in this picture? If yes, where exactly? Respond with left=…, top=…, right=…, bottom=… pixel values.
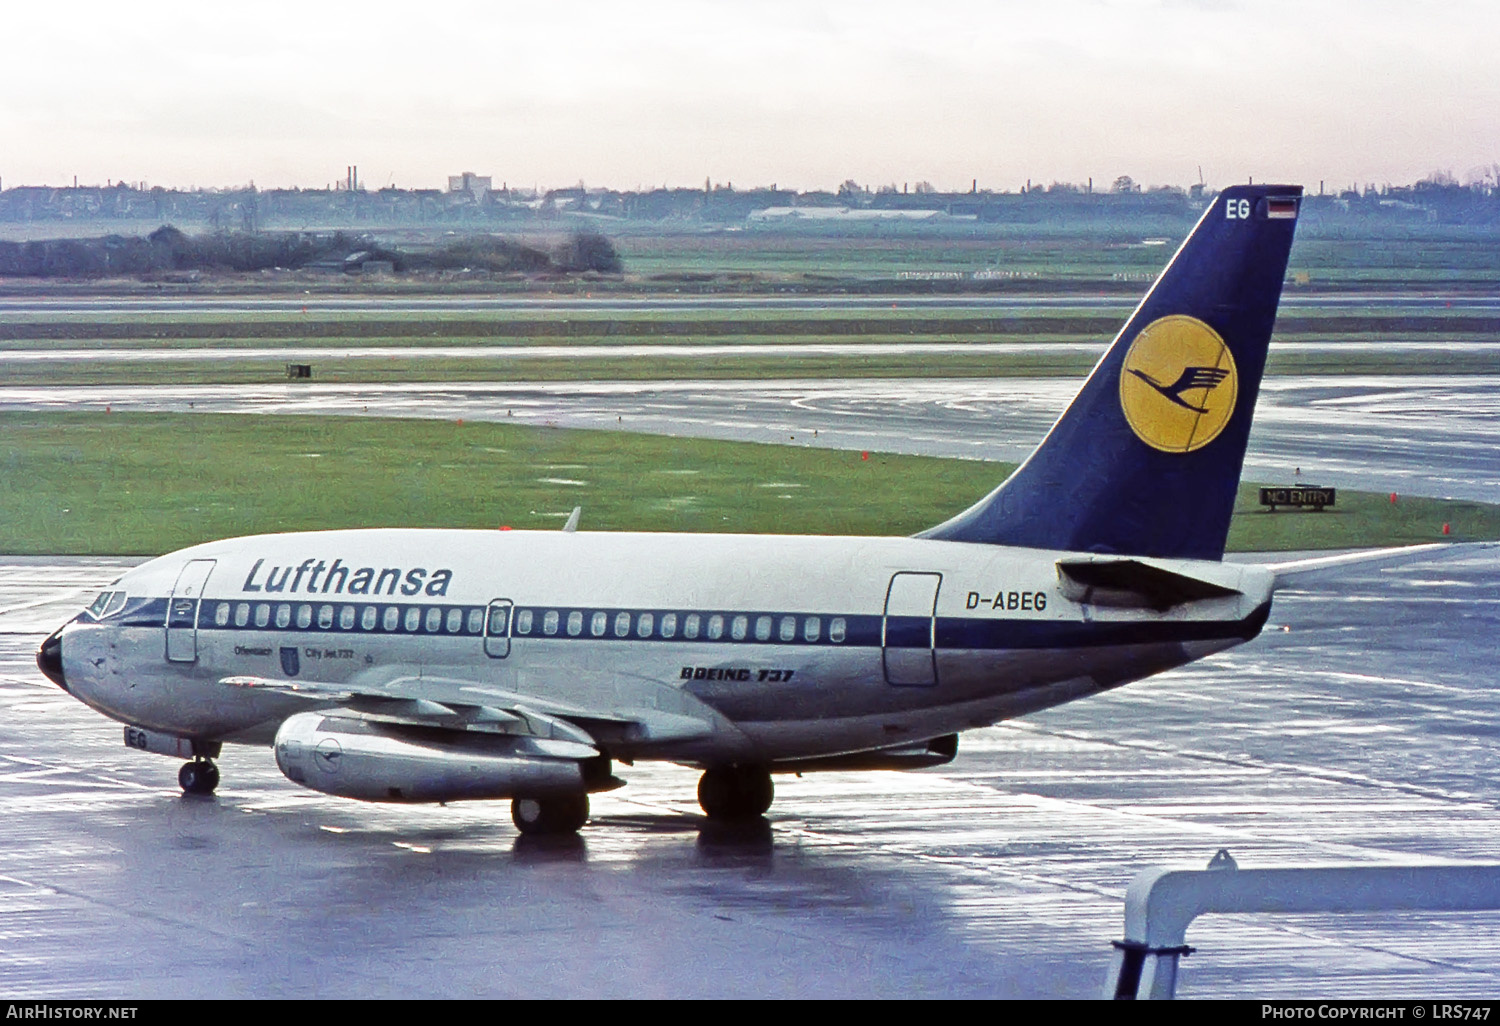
left=276, top=604, right=291, bottom=628
left=543, top=610, right=559, bottom=636
left=780, top=616, right=796, bottom=642
left=361, top=606, right=377, bottom=630
left=490, top=607, right=512, bottom=635
left=297, top=604, right=313, bottom=629
left=730, top=615, right=748, bottom=641
left=467, top=608, right=483, bottom=634
left=661, top=613, right=677, bottom=639
left=567, top=611, right=583, bottom=636
left=234, top=603, right=250, bottom=627
left=804, top=617, right=821, bottom=642
left=444, top=608, right=461, bottom=633
left=515, top=609, right=533, bottom=635
left=424, top=607, right=442, bottom=632
left=614, top=611, right=630, bottom=637
left=214, top=603, right=230, bottom=627
left=255, top=604, right=271, bottom=628
left=707, top=615, right=723, bottom=640
left=404, top=607, right=421, bottom=632
left=830, top=617, right=847, bottom=643
left=684, top=614, right=701, bottom=639
left=637, top=612, right=654, bottom=637
left=591, top=611, right=607, bottom=636
left=340, top=606, right=356, bottom=630
left=754, top=616, right=771, bottom=641
left=383, top=606, right=400, bottom=631
left=318, top=604, right=334, bottom=629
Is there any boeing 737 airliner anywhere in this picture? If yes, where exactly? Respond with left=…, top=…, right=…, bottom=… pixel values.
left=39, top=185, right=1315, bottom=834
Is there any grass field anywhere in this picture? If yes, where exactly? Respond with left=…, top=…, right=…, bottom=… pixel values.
left=0, top=411, right=1487, bottom=556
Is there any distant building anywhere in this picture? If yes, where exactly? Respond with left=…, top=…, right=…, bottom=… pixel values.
left=447, top=172, right=492, bottom=200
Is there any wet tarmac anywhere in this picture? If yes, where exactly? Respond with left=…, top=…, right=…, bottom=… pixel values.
left=4, top=375, right=1499, bottom=503
left=4, top=547, right=1500, bottom=999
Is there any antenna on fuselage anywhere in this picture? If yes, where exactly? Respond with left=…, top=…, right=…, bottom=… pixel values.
left=562, top=507, right=582, bottom=533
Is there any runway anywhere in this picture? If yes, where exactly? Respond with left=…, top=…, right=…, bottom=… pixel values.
left=4, top=548, right=1499, bottom=998
left=5, top=340, right=1499, bottom=364
left=1, top=291, right=1498, bottom=315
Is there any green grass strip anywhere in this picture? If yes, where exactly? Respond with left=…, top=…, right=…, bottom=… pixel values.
left=0, top=411, right=1489, bottom=555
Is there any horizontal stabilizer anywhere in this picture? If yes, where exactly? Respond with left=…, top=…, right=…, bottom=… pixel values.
left=1262, top=542, right=1479, bottom=588
left=1056, top=556, right=1241, bottom=611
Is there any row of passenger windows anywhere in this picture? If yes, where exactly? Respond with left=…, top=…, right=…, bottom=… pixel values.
left=213, top=601, right=481, bottom=636
left=511, top=608, right=847, bottom=644
left=208, top=600, right=848, bottom=645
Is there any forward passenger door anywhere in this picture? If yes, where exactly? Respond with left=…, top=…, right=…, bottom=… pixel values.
left=166, top=559, right=216, bottom=663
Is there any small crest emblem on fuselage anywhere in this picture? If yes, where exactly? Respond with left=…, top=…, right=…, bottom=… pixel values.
left=1118, top=315, right=1238, bottom=453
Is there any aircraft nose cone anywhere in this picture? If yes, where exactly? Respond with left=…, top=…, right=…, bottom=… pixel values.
left=37, top=627, right=67, bottom=691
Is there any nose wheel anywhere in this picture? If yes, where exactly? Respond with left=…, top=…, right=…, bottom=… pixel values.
left=178, top=759, right=220, bottom=796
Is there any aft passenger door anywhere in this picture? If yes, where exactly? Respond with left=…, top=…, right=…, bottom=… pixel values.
left=883, top=572, right=941, bottom=686
left=484, top=599, right=513, bottom=658
left=165, top=559, right=216, bottom=663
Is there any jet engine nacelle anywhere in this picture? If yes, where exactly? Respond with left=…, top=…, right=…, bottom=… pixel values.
left=274, top=710, right=599, bottom=803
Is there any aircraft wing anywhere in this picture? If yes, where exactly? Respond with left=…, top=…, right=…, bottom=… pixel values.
left=218, top=671, right=717, bottom=747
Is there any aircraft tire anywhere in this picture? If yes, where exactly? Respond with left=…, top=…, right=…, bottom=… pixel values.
left=698, top=765, right=774, bottom=820
left=511, top=794, right=590, bottom=835
left=178, top=760, right=219, bottom=796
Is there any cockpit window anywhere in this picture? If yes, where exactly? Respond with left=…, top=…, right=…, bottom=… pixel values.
left=88, top=591, right=130, bottom=619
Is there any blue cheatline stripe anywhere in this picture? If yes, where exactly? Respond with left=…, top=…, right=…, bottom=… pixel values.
left=91, top=596, right=1266, bottom=652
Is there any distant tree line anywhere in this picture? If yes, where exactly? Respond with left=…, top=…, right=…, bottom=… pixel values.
left=0, top=227, right=622, bottom=278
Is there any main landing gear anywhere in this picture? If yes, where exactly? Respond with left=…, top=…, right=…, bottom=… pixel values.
left=511, top=794, right=590, bottom=836
left=178, top=758, right=220, bottom=796
left=697, top=765, right=774, bottom=820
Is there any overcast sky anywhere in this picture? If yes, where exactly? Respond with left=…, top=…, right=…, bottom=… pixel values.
left=2, top=0, right=1495, bottom=192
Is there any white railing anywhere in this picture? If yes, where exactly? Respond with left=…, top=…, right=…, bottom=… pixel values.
left=1106, top=851, right=1500, bottom=999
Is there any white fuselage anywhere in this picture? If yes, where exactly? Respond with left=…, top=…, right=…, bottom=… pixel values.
left=57, top=528, right=1274, bottom=765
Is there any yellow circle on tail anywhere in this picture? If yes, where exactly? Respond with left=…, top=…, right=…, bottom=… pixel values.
left=1118, top=315, right=1238, bottom=453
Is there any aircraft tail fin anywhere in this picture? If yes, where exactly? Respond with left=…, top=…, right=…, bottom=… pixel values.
left=919, top=184, right=1302, bottom=560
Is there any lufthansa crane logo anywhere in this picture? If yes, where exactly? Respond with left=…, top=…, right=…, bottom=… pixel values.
left=1118, top=315, right=1238, bottom=453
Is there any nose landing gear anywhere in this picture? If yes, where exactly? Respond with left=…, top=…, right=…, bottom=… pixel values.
left=178, top=759, right=220, bottom=796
